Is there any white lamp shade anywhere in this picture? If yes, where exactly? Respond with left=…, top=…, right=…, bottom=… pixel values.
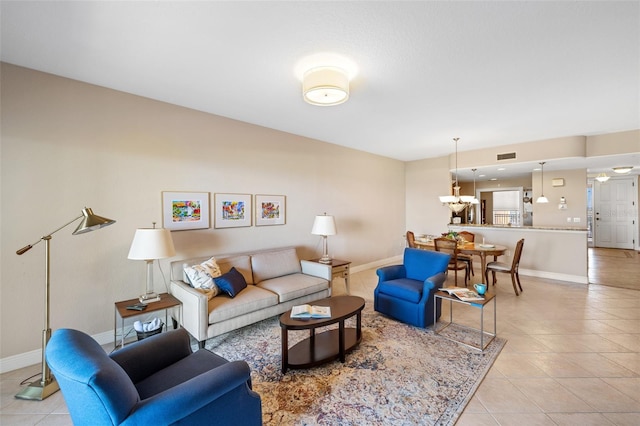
left=303, top=67, right=349, bottom=106
left=612, top=166, right=633, bottom=174
left=311, top=215, right=337, bottom=236
left=536, top=196, right=549, bottom=204
left=128, top=228, right=176, bottom=260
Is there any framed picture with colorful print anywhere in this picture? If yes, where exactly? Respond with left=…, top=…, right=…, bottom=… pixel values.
left=255, top=194, right=286, bottom=226
left=214, top=193, right=252, bottom=228
left=162, top=191, right=210, bottom=231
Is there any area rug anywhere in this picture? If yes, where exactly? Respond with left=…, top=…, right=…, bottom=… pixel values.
left=203, top=301, right=506, bottom=425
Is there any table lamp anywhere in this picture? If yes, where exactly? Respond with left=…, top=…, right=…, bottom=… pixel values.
left=15, top=207, right=115, bottom=400
left=311, top=213, right=337, bottom=264
left=127, top=224, right=175, bottom=303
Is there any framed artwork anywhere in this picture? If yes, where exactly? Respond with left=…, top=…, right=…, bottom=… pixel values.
left=214, top=193, right=252, bottom=228
left=162, top=191, right=210, bottom=231
left=255, top=194, right=286, bottom=226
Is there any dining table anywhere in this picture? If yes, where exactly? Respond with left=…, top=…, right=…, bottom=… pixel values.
left=413, top=239, right=507, bottom=282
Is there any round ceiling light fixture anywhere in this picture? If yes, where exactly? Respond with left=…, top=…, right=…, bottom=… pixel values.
left=612, top=166, right=633, bottom=174
left=302, top=66, right=349, bottom=106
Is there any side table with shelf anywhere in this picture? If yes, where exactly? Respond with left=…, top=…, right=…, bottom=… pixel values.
left=114, top=293, right=182, bottom=350
left=309, top=258, right=351, bottom=294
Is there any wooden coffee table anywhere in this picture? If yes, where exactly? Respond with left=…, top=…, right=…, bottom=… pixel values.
left=279, top=295, right=365, bottom=373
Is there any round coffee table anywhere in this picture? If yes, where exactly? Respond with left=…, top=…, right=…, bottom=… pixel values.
left=279, top=295, right=365, bottom=373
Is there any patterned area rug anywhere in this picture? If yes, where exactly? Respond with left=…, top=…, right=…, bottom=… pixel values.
left=204, top=301, right=505, bottom=425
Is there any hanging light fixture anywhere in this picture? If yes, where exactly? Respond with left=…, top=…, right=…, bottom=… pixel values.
left=595, top=172, right=610, bottom=182
left=536, top=162, right=549, bottom=203
left=471, top=168, right=480, bottom=205
left=439, top=138, right=475, bottom=213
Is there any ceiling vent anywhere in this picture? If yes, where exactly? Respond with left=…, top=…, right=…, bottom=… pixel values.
left=497, top=152, right=516, bottom=161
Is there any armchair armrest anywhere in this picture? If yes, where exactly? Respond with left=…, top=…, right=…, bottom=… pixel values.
left=169, top=280, right=209, bottom=342
left=419, top=272, right=447, bottom=304
left=300, top=260, right=332, bottom=281
left=111, top=329, right=192, bottom=383
left=122, top=361, right=260, bottom=426
left=376, top=264, right=406, bottom=282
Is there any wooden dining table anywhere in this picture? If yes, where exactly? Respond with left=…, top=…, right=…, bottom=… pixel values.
left=413, top=239, right=507, bottom=282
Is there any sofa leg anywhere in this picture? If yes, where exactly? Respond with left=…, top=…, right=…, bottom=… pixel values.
left=172, top=318, right=178, bottom=330
left=199, top=340, right=206, bottom=349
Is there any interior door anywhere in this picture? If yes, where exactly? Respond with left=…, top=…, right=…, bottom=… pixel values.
left=594, top=177, right=636, bottom=249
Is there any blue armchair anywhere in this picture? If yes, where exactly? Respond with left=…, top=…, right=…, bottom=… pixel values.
left=374, top=248, right=450, bottom=327
left=46, top=328, right=262, bottom=426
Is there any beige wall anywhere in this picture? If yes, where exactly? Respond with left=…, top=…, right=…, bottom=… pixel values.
left=532, top=168, right=588, bottom=227
left=0, top=63, right=406, bottom=359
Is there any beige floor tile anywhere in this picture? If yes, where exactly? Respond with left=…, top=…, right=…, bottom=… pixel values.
left=462, top=395, right=488, bottom=413
left=526, top=353, right=595, bottom=377
left=555, top=377, right=640, bottom=412
left=500, top=334, right=553, bottom=353
left=602, top=412, right=640, bottom=426
left=491, top=412, right=557, bottom=425
left=474, top=378, right=541, bottom=413
left=532, top=334, right=630, bottom=353
left=602, top=377, right=640, bottom=403
left=455, top=412, right=500, bottom=425
left=600, top=334, right=640, bottom=352
left=547, top=412, right=616, bottom=426
left=493, top=353, right=549, bottom=378
left=511, top=378, right=593, bottom=413
left=601, top=353, right=640, bottom=375
left=0, top=414, right=48, bottom=426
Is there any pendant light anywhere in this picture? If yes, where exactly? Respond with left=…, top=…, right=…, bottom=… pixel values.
left=536, top=162, right=549, bottom=203
left=439, top=138, right=475, bottom=213
left=595, top=172, right=610, bottom=183
left=471, top=168, right=480, bottom=204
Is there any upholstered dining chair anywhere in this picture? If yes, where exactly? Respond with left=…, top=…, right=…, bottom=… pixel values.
left=434, top=237, right=469, bottom=286
left=457, top=231, right=476, bottom=276
left=485, top=238, right=525, bottom=295
left=406, top=231, right=417, bottom=248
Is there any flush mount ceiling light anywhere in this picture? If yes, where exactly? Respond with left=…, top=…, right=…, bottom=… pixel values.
left=303, top=66, right=349, bottom=106
left=612, top=166, right=633, bottom=174
left=595, top=172, right=610, bottom=182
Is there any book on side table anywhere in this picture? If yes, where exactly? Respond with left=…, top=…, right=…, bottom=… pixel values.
left=290, top=304, right=332, bottom=319
left=438, top=287, right=485, bottom=302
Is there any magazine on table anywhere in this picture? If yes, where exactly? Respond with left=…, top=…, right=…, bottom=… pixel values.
left=438, top=287, right=485, bottom=301
left=290, top=304, right=332, bottom=319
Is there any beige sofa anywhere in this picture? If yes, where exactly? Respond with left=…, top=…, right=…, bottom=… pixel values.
left=170, top=247, right=332, bottom=348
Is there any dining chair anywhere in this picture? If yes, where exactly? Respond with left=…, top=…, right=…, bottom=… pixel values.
left=433, top=237, right=469, bottom=286
left=457, top=231, right=475, bottom=276
left=485, top=238, right=525, bottom=295
left=406, top=231, right=417, bottom=248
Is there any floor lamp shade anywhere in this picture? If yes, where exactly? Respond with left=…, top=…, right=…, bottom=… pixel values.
left=15, top=207, right=115, bottom=401
left=311, top=214, right=337, bottom=264
left=128, top=228, right=176, bottom=303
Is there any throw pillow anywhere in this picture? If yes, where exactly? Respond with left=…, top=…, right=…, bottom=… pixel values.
left=183, top=257, right=222, bottom=299
left=214, top=267, right=247, bottom=298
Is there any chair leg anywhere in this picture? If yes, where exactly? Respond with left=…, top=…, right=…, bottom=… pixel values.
left=454, top=268, right=458, bottom=286
left=511, top=272, right=519, bottom=296
left=516, top=271, right=523, bottom=293
left=491, top=271, right=497, bottom=286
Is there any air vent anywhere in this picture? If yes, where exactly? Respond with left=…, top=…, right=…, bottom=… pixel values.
left=497, top=152, right=516, bottom=161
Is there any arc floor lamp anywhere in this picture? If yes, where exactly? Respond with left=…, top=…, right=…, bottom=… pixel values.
left=15, top=207, right=115, bottom=400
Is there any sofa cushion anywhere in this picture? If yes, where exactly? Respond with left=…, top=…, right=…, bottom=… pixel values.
left=251, top=248, right=301, bottom=283
left=257, top=273, right=329, bottom=303
left=377, top=278, right=423, bottom=303
left=208, top=286, right=278, bottom=323
left=216, top=255, right=254, bottom=285
left=214, top=267, right=247, bottom=298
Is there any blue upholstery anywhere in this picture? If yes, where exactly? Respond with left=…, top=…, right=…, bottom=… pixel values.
left=46, top=328, right=262, bottom=426
left=374, top=248, right=450, bottom=327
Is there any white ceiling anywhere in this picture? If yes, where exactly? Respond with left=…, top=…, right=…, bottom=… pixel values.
left=1, top=1, right=638, bottom=179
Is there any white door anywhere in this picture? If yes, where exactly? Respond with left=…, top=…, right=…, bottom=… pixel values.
left=594, top=177, right=636, bottom=249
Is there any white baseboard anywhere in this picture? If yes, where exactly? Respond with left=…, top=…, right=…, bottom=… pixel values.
left=0, top=330, right=123, bottom=374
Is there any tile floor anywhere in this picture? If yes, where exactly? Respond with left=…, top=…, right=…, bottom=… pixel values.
left=1, top=248, right=639, bottom=425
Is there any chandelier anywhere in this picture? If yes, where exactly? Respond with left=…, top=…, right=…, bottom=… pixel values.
left=439, top=138, right=475, bottom=213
